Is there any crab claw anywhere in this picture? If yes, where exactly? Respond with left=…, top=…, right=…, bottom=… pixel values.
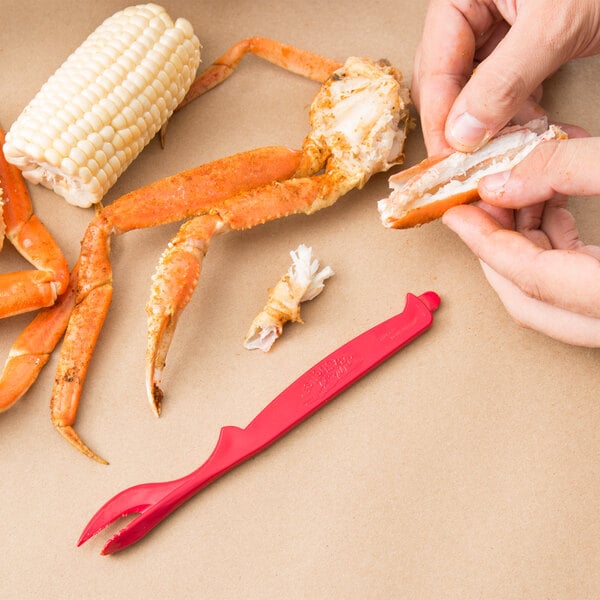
left=54, top=424, right=108, bottom=465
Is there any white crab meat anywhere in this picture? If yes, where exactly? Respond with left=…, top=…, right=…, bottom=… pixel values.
left=378, top=118, right=566, bottom=228
left=244, top=244, right=334, bottom=352
left=306, top=56, right=411, bottom=189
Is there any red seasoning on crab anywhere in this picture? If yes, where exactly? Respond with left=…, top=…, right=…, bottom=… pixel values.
left=378, top=118, right=567, bottom=229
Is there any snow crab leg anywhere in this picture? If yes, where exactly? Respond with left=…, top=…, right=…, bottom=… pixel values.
left=52, top=146, right=302, bottom=463
left=179, top=36, right=342, bottom=108
left=0, top=266, right=77, bottom=412
left=0, top=127, right=73, bottom=412
left=51, top=39, right=410, bottom=463
left=146, top=44, right=410, bottom=414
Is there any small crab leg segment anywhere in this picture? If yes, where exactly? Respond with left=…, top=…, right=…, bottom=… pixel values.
left=0, top=129, right=69, bottom=317
left=51, top=146, right=301, bottom=463
left=0, top=267, right=77, bottom=412
left=178, top=37, right=342, bottom=110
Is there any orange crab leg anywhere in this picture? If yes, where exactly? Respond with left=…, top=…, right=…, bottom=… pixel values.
left=51, top=145, right=301, bottom=463
left=0, top=128, right=69, bottom=317
left=147, top=53, right=410, bottom=411
left=145, top=214, right=223, bottom=416
left=161, top=37, right=341, bottom=147
left=144, top=168, right=352, bottom=412
left=0, top=267, right=77, bottom=412
left=178, top=37, right=342, bottom=111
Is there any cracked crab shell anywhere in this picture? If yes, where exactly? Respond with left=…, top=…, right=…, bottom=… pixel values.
left=378, top=118, right=567, bottom=229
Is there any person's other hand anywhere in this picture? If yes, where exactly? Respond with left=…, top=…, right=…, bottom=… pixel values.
left=443, top=134, right=600, bottom=346
left=412, top=0, right=600, bottom=154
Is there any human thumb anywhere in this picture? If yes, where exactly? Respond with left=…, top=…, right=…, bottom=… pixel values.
left=445, top=10, right=569, bottom=151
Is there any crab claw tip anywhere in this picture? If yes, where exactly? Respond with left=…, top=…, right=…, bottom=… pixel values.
left=56, top=424, right=108, bottom=465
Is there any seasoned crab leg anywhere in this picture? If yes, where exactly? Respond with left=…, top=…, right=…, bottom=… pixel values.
left=0, top=128, right=69, bottom=317
left=0, top=266, right=77, bottom=411
left=178, top=37, right=342, bottom=111
left=160, top=36, right=342, bottom=145
left=52, top=44, right=410, bottom=463
left=51, top=146, right=302, bottom=463
left=144, top=176, right=339, bottom=414
left=145, top=214, right=222, bottom=416
left=146, top=52, right=410, bottom=412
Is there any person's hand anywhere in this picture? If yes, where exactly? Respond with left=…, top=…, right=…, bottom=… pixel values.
left=442, top=134, right=600, bottom=347
left=412, top=0, right=600, bottom=155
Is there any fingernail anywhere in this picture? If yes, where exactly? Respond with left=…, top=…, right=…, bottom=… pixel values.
left=449, top=112, right=489, bottom=149
left=441, top=207, right=461, bottom=230
left=481, top=170, right=510, bottom=193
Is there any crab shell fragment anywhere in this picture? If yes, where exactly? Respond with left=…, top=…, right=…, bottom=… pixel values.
left=378, top=118, right=567, bottom=229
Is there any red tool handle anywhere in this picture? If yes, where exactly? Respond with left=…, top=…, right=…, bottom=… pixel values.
left=163, top=292, right=440, bottom=509
left=79, top=291, right=441, bottom=554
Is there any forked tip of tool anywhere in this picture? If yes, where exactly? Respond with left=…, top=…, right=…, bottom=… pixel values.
left=77, top=521, right=107, bottom=548
left=78, top=525, right=134, bottom=556
left=77, top=496, right=152, bottom=554
left=99, top=532, right=134, bottom=555
left=77, top=510, right=126, bottom=549
left=78, top=512, right=143, bottom=555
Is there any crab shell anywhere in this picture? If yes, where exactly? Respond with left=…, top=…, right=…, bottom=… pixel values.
left=303, top=56, right=411, bottom=190
left=378, top=118, right=567, bottom=229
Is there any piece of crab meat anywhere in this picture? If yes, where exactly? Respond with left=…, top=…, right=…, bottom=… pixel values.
left=301, top=56, right=411, bottom=193
left=378, top=118, right=567, bottom=229
left=244, top=244, right=334, bottom=352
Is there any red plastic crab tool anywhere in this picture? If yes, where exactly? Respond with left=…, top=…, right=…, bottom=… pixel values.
left=78, top=291, right=441, bottom=555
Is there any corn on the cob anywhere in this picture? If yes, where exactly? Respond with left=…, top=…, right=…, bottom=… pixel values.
left=3, top=3, right=200, bottom=208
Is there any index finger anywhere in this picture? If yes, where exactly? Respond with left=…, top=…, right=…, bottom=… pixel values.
left=412, top=0, right=498, bottom=154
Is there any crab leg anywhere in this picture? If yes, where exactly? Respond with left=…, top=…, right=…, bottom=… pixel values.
left=51, top=146, right=301, bottom=463
left=147, top=54, right=409, bottom=410
left=145, top=168, right=354, bottom=413
left=0, top=267, right=77, bottom=412
left=178, top=37, right=342, bottom=111
left=145, top=214, right=224, bottom=416
left=0, top=128, right=69, bottom=317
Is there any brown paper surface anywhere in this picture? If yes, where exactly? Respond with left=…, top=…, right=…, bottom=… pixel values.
left=1, top=2, right=599, bottom=598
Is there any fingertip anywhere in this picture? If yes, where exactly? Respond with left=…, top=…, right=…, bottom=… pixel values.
left=478, top=170, right=511, bottom=203
left=442, top=204, right=502, bottom=241
left=440, top=204, right=460, bottom=226
left=446, top=111, right=491, bottom=152
left=441, top=204, right=475, bottom=234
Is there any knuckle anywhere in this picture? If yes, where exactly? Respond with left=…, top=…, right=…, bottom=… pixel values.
left=469, top=64, right=530, bottom=124
left=486, top=69, right=529, bottom=116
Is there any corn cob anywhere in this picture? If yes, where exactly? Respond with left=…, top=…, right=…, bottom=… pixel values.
left=3, top=3, right=200, bottom=208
